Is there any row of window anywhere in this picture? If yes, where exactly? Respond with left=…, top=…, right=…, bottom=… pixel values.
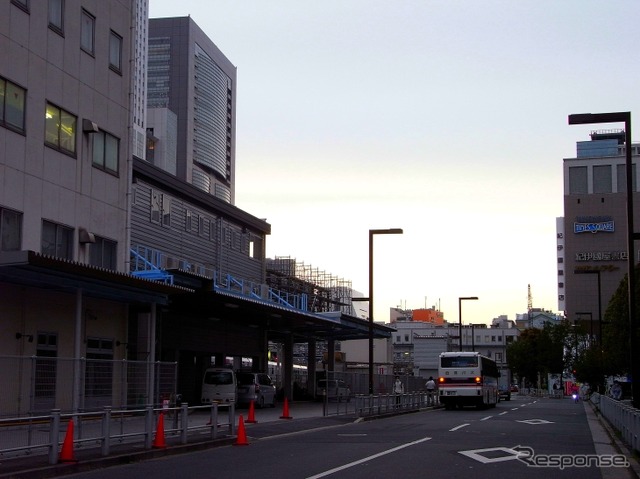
left=11, top=0, right=123, bottom=73
left=395, top=334, right=511, bottom=343
left=0, top=207, right=117, bottom=269
left=568, top=164, right=637, bottom=195
left=1, top=79, right=120, bottom=174
left=144, top=189, right=262, bottom=259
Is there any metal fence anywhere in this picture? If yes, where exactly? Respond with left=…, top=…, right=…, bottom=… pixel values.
left=0, top=356, right=177, bottom=417
left=590, top=392, right=640, bottom=454
left=0, top=403, right=235, bottom=466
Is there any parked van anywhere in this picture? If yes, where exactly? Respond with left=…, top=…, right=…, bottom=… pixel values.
left=236, top=372, right=277, bottom=408
left=201, top=368, right=236, bottom=405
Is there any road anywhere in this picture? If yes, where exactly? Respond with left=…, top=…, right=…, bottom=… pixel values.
left=64, top=395, right=634, bottom=479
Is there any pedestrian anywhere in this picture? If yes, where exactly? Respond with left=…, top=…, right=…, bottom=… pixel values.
left=426, top=376, right=436, bottom=406
left=393, top=376, right=404, bottom=406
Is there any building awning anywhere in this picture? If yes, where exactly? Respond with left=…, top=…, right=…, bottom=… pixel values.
left=169, top=288, right=395, bottom=342
left=0, top=250, right=192, bottom=305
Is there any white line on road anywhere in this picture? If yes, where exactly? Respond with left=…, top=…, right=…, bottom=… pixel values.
left=511, top=408, right=518, bottom=411
left=499, top=411, right=508, bottom=416
left=449, top=423, right=470, bottom=431
left=305, top=436, right=432, bottom=479
left=480, top=416, right=492, bottom=421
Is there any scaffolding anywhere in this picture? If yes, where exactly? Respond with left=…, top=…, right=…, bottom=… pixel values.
left=266, top=257, right=354, bottom=316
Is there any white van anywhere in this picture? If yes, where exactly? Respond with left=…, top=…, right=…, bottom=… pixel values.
left=201, top=368, right=236, bottom=405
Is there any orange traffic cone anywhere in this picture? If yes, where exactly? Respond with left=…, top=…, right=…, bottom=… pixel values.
left=246, top=400, right=257, bottom=423
left=153, top=412, right=167, bottom=449
left=234, top=415, right=249, bottom=446
left=279, top=397, right=292, bottom=420
left=59, top=419, right=77, bottom=463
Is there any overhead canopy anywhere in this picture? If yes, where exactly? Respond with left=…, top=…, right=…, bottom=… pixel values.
left=169, top=286, right=395, bottom=343
left=0, top=250, right=191, bottom=305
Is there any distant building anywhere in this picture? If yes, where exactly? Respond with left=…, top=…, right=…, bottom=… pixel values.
left=560, top=129, right=640, bottom=339
left=389, top=306, right=444, bottom=325
left=147, top=17, right=237, bottom=204
left=515, top=309, right=564, bottom=330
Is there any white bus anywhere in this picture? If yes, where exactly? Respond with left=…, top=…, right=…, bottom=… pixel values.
left=438, top=352, right=499, bottom=409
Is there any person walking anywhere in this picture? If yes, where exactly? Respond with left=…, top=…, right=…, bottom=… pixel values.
left=394, top=377, right=404, bottom=407
left=426, top=376, right=437, bottom=406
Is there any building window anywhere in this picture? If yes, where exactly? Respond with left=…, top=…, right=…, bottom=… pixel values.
left=41, top=220, right=73, bottom=260
left=45, top=102, right=76, bottom=155
left=151, top=191, right=171, bottom=226
left=109, top=30, right=122, bottom=73
left=92, top=131, right=119, bottom=174
left=569, top=166, right=588, bottom=194
left=89, top=236, right=117, bottom=270
left=617, top=163, right=637, bottom=193
left=557, top=257, right=564, bottom=264
left=11, top=0, right=29, bottom=13
left=593, top=165, right=612, bottom=193
left=48, top=0, right=64, bottom=35
left=80, top=9, right=95, bottom=55
left=0, top=76, right=26, bottom=133
left=1, top=207, right=22, bottom=251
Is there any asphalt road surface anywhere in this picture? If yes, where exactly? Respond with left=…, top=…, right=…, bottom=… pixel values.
left=64, top=395, right=634, bottom=479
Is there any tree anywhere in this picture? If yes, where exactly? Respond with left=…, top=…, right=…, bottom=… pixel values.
left=506, top=322, right=570, bottom=388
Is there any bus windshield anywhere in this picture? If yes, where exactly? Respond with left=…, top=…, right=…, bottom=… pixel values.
left=440, top=356, right=478, bottom=368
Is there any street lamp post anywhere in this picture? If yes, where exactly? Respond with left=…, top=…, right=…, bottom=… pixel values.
left=458, top=297, right=479, bottom=351
left=574, top=269, right=603, bottom=344
left=569, top=112, right=639, bottom=408
left=368, top=228, right=403, bottom=395
left=576, top=311, right=594, bottom=345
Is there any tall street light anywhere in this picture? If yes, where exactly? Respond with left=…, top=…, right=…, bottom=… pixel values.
left=368, top=228, right=403, bottom=395
left=574, top=269, right=602, bottom=344
left=458, top=297, right=479, bottom=351
left=569, top=111, right=639, bottom=408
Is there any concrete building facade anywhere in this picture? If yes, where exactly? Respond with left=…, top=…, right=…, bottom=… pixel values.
left=561, top=130, right=640, bottom=336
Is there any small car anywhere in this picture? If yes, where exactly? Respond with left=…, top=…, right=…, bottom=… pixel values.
left=498, top=386, right=511, bottom=401
left=316, top=379, right=351, bottom=402
left=236, top=372, right=277, bottom=408
left=201, top=368, right=236, bottom=405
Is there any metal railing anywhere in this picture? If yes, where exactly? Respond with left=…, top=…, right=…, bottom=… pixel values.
left=355, top=392, right=432, bottom=417
left=591, top=392, right=639, bottom=453
left=0, top=403, right=235, bottom=466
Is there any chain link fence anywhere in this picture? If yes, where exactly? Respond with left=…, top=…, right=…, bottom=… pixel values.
left=0, top=356, right=177, bottom=417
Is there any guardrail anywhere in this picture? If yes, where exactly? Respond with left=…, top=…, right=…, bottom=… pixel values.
left=591, top=392, right=639, bottom=454
left=0, top=403, right=235, bottom=466
left=354, top=392, right=431, bottom=417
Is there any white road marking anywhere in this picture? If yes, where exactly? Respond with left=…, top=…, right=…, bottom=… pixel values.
left=499, top=411, right=508, bottom=416
left=480, top=416, right=492, bottom=421
left=516, top=419, right=554, bottom=425
left=459, top=446, right=522, bottom=464
left=305, top=436, right=432, bottom=479
left=337, top=434, right=367, bottom=437
left=449, top=423, right=470, bottom=431
left=511, top=408, right=519, bottom=411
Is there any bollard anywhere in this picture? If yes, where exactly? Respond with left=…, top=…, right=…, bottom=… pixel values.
left=210, top=403, right=219, bottom=440
left=144, top=405, right=154, bottom=449
left=49, top=409, right=61, bottom=465
left=180, top=402, right=189, bottom=444
left=102, top=407, right=111, bottom=456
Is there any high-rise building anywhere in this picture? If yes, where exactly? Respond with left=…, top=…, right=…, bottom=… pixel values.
left=561, top=130, right=640, bottom=336
left=147, top=17, right=236, bottom=204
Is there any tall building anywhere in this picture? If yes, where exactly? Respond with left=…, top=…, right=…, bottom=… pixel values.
left=561, top=130, right=640, bottom=335
left=147, top=17, right=236, bottom=204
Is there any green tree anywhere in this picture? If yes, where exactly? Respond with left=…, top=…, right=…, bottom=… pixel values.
left=600, top=268, right=635, bottom=376
left=507, top=323, right=569, bottom=387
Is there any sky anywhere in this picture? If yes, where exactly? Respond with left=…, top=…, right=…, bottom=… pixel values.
left=149, top=0, right=640, bottom=326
